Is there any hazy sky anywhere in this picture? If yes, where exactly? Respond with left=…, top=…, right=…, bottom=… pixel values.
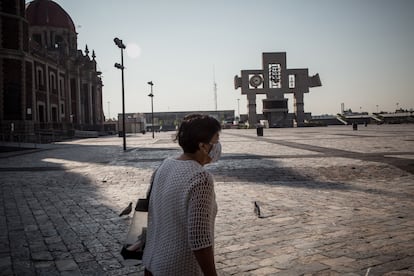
left=28, top=0, right=414, bottom=118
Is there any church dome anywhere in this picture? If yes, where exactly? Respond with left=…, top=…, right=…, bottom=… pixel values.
left=26, top=0, right=76, bottom=33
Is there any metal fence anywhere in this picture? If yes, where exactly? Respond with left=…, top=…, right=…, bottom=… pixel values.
left=0, top=121, right=104, bottom=144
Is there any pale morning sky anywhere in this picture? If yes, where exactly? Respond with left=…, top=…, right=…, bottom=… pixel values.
left=27, top=0, right=414, bottom=118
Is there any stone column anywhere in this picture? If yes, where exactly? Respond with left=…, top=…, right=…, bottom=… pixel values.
left=0, top=59, right=3, bottom=121
left=247, top=93, right=257, bottom=128
left=88, top=81, right=93, bottom=125
left=31, top=61, right=36, bottom=122
left=294, top=91, right=304, bottom=126
left=67, top=74, right=72, bottom=122
left=76, top=70, right=82, bottom=124
left=57, top=69, right=61, bottom=123
left=46, top=65, right=50, bottom=122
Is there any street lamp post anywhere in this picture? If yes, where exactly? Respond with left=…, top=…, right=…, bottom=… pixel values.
left=107, top=101, right=110, bottom=119
left=114, top=37, right=126, bottom=151
left=147, top=81, right=154, bottom=139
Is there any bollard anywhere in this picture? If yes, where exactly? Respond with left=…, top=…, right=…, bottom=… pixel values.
left=256, top=126, right=264, bottom=136
left=352, top=122, right=358, bottom=131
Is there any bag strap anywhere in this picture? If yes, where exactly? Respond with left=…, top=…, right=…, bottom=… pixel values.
left=146, top=167, right=158, bottom=199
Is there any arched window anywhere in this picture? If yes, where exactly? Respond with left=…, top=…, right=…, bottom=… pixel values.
left=59, top=77, right=65, bottom=98
left=55, top=35, right=63, bottom=47
left=49, top=72, right=57, bottom=93
left=36, top=66, right=44, bottom=89
left=32, top=33, right=42, bottom=45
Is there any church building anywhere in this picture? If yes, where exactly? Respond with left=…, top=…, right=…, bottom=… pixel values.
left=0, top=0, right=104, bottom=141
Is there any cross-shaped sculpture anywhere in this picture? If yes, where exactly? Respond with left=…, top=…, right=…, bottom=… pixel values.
left=234, top=52, right=321, bottom=128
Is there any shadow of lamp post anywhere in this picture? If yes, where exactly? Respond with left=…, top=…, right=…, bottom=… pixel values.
left=114, top=37, right=126, bottom=150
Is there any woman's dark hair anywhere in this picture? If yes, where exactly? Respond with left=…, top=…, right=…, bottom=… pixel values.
left=176, top=114, right=221, bottom=153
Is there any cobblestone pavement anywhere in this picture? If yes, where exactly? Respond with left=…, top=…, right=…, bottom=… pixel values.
left=1, top=124, right=413, bottom=275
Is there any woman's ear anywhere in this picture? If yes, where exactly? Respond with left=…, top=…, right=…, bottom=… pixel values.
left=198, top=142, right=208, bottom=154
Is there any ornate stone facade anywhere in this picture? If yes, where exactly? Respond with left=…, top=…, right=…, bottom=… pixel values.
left=0, top=0, right=103, bottom=141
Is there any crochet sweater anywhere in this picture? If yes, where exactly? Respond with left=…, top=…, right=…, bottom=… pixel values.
left=142, top=158, right=217, bottom=275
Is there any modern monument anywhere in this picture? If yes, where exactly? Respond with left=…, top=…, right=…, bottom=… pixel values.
left=234, top=52, right=322, bottom=128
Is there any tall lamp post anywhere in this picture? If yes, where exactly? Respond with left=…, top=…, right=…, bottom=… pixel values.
left=147, top=81, right=154, bottom=139
left=114, top=37, right=126, bottom=151
left=107, top=101, right=110, bottom=119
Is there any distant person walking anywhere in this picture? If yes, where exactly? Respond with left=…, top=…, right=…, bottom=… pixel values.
left=143, top=114, right=222, bottom=276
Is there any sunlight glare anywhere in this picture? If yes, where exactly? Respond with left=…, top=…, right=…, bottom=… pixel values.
left=126, top=43, right=142, bottom=59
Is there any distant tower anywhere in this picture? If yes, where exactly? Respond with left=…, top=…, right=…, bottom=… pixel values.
left=213, top=66, right=217, bottom=111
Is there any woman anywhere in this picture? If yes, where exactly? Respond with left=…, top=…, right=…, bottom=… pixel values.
left=143, top=114, right=222, bottom=276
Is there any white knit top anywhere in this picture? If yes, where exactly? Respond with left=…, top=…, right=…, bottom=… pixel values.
left=142, top=158, right=217, bottom=275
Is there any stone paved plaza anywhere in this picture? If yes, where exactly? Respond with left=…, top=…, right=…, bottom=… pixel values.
left=1, top=124, right=414, bottom=276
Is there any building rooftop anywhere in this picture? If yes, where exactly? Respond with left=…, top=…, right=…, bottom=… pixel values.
left=26, top=0, right=76, bottom=33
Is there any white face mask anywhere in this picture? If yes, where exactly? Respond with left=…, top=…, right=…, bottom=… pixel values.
left=208, top=142, right=222, bottom=163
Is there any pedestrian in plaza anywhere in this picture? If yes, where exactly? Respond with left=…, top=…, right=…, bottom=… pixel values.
left=143, top=114, right=222, bottom=276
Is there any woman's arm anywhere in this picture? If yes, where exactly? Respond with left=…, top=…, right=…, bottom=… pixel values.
left=193, top=246, right=217, bottom=276
left=188, top=172, right=217, bottom=275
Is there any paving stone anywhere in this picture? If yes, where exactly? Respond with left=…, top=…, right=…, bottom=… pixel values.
left=249, top=266, right=281, bottom=275
left=383, top=271, right=414, bottom=276
left=47, top=242, right=68, bottom=253
left=31, top=251, right=54, bottom=261
left=33, top=260, right=55, bottom=269
left=35, top=266, right=60, bottom=276
left=72, top=251, right=94, bottom=263
left=55, top=259, right=78, bottom=272
left=342, top=257, right=383, bottom=271
left=237, top=263, right=261, bottom=273
left=52, top=252, right=73, bottom=261
left=292, top=262, right=331, bottom=274
left=66, top=243, right=86, bottom=253
left=24, top=224, right=39, bottom=231
left=0, top=256, right=12, bottom=270
left=87, top=246, right=108, bottom=254
left=306, top=270, right=342, bottom=276
left=105, top=265, right=143, bottom=276
left=90, top=251, right=114, bottom=261
left=60, top=269, right=82, bottom=276
left=45, top=236, right=63, bottom=245
left=97, top=258, right=123, bottom=271
left=367, top=256, right=414, bottom=275
left=77, top=260, right=106, bottom=275
left=13, top=260, right=36, bottom=274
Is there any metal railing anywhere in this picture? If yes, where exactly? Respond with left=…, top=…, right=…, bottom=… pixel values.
left=0, top=121, right=104, bottom=144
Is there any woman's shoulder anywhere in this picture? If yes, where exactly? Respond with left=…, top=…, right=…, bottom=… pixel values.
left=189, top=167, right=213, bottom=189
left=162, top=158, right=212, bottom=180
left=163, top=157, right=202, bottom=170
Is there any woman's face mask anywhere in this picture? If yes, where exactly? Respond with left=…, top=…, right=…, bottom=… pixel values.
left=208, top=142, right=222, bottom=163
